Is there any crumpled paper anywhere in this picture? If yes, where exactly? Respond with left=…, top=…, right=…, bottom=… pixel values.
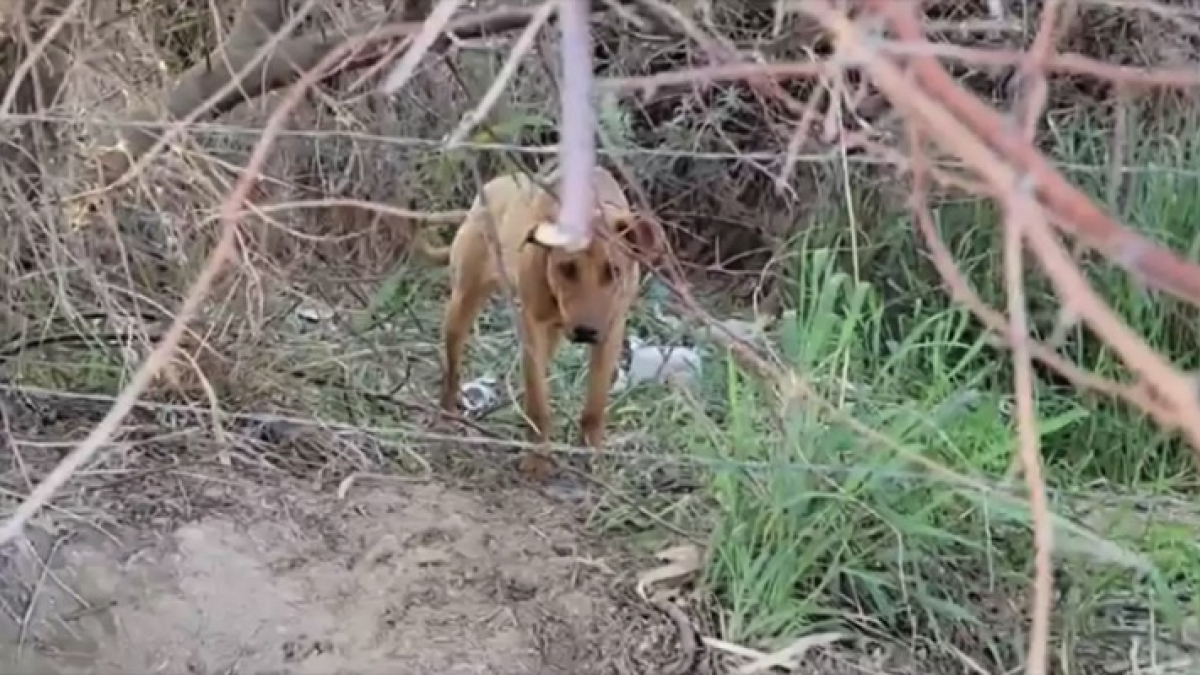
left=459, top=376, right=499, bottom=416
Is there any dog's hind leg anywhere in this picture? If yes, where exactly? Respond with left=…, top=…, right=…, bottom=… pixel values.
left=439, top=276, right=492, bottom=413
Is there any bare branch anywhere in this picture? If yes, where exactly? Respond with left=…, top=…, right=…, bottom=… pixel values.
left=380, top=0, right=465, bottom=95
left=444, top=0, right=556, bottom=148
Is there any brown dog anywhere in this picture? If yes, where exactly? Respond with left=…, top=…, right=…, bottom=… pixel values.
left=417, top=167, right=659, bottom=476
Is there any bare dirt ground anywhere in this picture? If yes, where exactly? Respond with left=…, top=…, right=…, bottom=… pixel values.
left=0, top=472, right=697, bottom=675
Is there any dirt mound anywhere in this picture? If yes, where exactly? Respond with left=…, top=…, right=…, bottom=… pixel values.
left=0, top=479, right=691, bottom=675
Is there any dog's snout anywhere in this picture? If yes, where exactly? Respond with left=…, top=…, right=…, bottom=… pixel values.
left=568, top=325, right=600, bottom=344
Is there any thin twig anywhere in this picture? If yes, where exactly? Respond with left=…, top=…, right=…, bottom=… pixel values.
left=444, top=0, right=557, bottom=148
left=380, top=0, right=463, bottom=94
left=1002, top=181, right=1053, bottom=675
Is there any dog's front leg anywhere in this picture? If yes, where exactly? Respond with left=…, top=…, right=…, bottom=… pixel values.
left=580, top=324, right=625, bottom=449
left=518, top=318, right=561, bottom=478
left=519, top=319, right=560, bottom=441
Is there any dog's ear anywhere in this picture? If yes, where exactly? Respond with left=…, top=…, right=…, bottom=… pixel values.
left=524, top=222, right=591, bottom=251
left=522, top=223, right=551, bottom=249
left=613, top=211, right=662, bottom=263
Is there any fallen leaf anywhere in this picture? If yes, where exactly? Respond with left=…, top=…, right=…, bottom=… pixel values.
left=636, top=543, right=702, bottom=601
left=735, top=632, right=846, bottom=673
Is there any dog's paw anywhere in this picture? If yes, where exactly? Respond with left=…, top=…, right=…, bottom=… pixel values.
left=578, top=432, right=604, bottom=451
left=579, top=415, right=606, bottom=449
left=518, top=452, right=556, bottom=481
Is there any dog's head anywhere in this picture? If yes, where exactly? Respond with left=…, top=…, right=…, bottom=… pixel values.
left=524, top=207, right=660, bottom=345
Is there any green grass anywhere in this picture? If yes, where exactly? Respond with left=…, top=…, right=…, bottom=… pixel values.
left=587, top=113, right=1200, bottom=670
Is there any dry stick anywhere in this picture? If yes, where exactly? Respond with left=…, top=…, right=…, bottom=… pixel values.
left=1011, top=0, right=1069, bottom=140
left=0, top=17, right=455, bottom=547
left=223, top=199, right=468, bottom=225
left=802, top=0, right=1200, bottom=451
left=556, top=0, right=597, bottom=248
left=776, top=62, right=830, bottom=192
left=443, top=0, right=557, bottom=148
left=600, top=40, right=1200, bottom=94
left=380, top=0, right=463, bottom=95
left=936, top=15, right=1055, bottom=675
left=346, top=0, right=436, bottom=91
left=1047, top=83, right=1127, bottom=348
left=1005, top=0, right=1070, bottom=483
left=1002, top=184, right=1053, bottom=675
left=1106, top=88, right=1129, bottom=218
left=1008, top=13, right=1067, bottom=669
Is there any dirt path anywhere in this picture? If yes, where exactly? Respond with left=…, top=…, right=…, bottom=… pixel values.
left=0, top=477, right=693, bottom=675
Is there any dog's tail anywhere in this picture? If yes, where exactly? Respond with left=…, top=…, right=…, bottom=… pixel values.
left=413, top=229, right=452, bottom=265
left=394, top=196, right=455, bottom=265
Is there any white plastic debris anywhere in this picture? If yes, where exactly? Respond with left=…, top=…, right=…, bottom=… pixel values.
left=295, top=305, right=335, bottom=324
left=623, top=336, right=703, bottom=390
left=459, top=376, right=499, bottom=416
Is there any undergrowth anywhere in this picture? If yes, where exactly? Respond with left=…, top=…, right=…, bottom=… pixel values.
left=582, top=112, right=1200, bottom=670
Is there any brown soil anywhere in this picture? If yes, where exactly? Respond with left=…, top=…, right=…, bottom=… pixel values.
left=0, top=476, right=696, bottom=675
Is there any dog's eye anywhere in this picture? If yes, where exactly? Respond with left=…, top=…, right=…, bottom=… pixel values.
left=602, top=262, right=617, bottom=284
left=558, top=261, right=578, bottom=281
